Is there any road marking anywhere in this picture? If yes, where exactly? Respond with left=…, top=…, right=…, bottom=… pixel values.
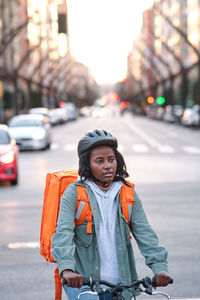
left=182, top=146, right=200, bottom=154
left=63, top=143, right=77, bottom=151
left=123, top=117, right=161, bottom=148
left=132, top=144, right=149, bottom=153
left=132, top=144, right=175, bottom=153
left=51, top=143, right=59, bottom=151
left=51, top=141, right=200, bottom=155
left=123, top=116, right=200, bottom=155
left=8, top=241, right=40, bottom=249
left=158, top=145, right=175, bottom=153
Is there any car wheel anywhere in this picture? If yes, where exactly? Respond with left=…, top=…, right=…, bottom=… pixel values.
left=11, top=176, right=18, bottom=185
left=46, top=143, right=51, bottom=149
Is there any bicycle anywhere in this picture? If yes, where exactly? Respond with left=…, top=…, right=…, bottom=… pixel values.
left=63, top=276, right=173, bottom=300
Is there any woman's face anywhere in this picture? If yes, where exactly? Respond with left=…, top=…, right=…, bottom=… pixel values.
left=90, top=145, right=117, bottom=186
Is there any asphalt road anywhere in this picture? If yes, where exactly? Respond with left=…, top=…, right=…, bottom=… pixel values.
left=0, top=112, right=200, bottom=300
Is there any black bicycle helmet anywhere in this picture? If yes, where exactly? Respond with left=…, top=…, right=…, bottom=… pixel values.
left=78, top=129, right=118, bottom=157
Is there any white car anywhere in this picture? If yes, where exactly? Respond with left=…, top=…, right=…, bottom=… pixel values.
left=163, top=105, right=184, bottom=123
left=8, top=114, right=52, bottom=150
left=49, top=108, right=68, bottom=126
left=181, top=105, right=200, bottom=127
left=28, top=107, right=50, bottom=123
left=28, top=107, right=49, bottom=117
left=63, top=103, right=78, bottom=121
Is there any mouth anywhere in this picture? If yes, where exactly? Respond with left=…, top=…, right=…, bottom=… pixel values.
left=103, top=172, right=114, bottom=178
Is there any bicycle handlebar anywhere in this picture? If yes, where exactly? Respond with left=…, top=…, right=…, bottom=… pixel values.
left=63, top=276, right=173, bottom=298
left=82, top=276, right=173, bottom=288
left=152, top=276, right=173, bottom=287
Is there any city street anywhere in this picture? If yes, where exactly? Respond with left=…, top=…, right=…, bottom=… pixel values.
left=0, top=112, right=200, bottom=300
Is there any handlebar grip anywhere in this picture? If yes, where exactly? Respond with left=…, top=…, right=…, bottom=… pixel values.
left=152, top=277, right=173, bottom=286
left=62, top=278, right=67, bottom=285
left=83, top=277, right=91, bottom=286
left=62, top=277, right=91, bottom=286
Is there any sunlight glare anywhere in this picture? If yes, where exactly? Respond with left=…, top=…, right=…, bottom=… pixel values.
left=67, top=0, right=154, bottom=84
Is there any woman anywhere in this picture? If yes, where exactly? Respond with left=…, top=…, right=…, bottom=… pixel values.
left=51, top=129, right=171, bottom=299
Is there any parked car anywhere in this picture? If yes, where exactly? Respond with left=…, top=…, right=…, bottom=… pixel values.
left=181, top=104, right=200, bottom=127
left=155, top=107, right=165, bottom=120
left=80, top=106, right=93, bottom=117
left=63, top=103, right=78, bottom=121
left=8, top=114, right=52, bottom=150
left=163, top=105, right=184, bottom=123
left=28, top=107, right=50, bottom=122
left=49, top=108, right=68, bottom=126
left=146, top=106, right=158, bottom=119
left=91, top=105, right=107, bottom=118
left=49, top=109, right=60, bottom=126
left=0, top=124, right=19, bottom=185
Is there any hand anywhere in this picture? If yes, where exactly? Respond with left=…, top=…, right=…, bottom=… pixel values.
left=62, top=269, right=83, bottom=288
left=153, top=273, right=171, bottom=288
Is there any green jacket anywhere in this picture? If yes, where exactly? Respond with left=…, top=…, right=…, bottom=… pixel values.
left=51, top=181, right=168, bottom=295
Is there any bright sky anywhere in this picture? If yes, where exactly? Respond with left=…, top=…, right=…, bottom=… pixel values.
left=67, top=0, right=153, bottom=84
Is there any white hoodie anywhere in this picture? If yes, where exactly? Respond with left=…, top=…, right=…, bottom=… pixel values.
left=85, top=179, right=123, bottom=284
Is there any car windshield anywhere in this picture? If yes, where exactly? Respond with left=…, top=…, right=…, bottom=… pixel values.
left=9, top=118, right=43, bottom=127
left=0, top=130, right=10, bottom=144
left=30, top=111, right=47, bottom=116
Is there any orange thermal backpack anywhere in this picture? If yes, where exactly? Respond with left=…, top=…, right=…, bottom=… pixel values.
left=40, top=169, right=134, bottom=300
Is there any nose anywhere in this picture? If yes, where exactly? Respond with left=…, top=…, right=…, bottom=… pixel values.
left=103, top=161, right=111, bottom=170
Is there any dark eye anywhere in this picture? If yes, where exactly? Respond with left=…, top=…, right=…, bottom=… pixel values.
left=96, top=159, right=103, bottom=164
left=109, top=158, right=115, bottom=163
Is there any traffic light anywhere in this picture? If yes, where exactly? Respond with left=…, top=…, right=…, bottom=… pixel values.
left=147, top=96, right=154, bottom=104
left=156, top=97, right=165, bottom=105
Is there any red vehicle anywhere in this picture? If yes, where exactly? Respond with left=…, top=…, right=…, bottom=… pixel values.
left=0, top=124, right=19, bottom=185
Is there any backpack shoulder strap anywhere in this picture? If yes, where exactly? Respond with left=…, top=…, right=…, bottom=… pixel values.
left=75, top=185, right=93, bottom=234
left=120, top=181, right=134, bottom=227
left=54, top=266, right=62, bottom=300
left=75, top=182, right=134, bottom=232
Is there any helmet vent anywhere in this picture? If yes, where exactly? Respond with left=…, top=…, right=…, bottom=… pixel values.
left=95, top=130, right=101, bottom=136
left=88, top=133, right=94, bottom=137
left=103, top=130, right=108, bottom=136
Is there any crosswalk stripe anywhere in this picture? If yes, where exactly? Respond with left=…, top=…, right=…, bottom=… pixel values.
left=63, top=144, right=77, bottom=151
left=51, top=143, right=59, bottom=150
left=132, top=144, right=149, bottom=153
left=51, top=143, right=200, bottom=155
left=8, top=241, right=40, bottom=249
left=182, top=146, right=200, bottom=154
left=158, top=145, right=175, bottom=153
